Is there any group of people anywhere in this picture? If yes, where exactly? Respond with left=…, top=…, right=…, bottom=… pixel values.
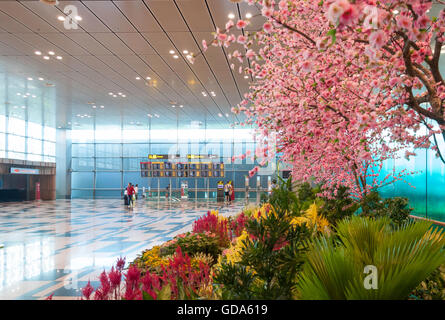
left=224, top=181, right=235, bottom=204
left=124, top=183, right=139, bottom=209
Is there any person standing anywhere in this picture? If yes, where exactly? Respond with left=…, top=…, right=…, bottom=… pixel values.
left=224, top=181, right=230, bottom=203
left=230, top=181, right=235, bottom=203
left=165, top=184, right=170, bottom=200
left=134, top=184, right=139, bottom=200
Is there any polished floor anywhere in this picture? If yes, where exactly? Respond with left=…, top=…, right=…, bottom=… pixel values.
left=0, top=198, right=246, bottom=300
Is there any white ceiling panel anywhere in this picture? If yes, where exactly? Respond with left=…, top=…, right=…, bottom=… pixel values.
left=0, top=0, right=255, bottom=128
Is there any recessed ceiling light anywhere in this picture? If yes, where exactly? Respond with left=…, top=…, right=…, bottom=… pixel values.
left=136, top=76, right=141, bottom=80
left=118, top=92, right=122, bottom=95
left=35, top=51, right=42, bottom=55
left=48, top=51, right=55, bottom=55
left=244, top=75, right=249, bottom=79
left=27, top=77, right=33, bottom=81
left=32, top=95, right=36, bottom=98
left=228, top=13, right=235, bottom=19
left=56, top=56, right=62, bottom=60
left=122, top=95, right=126, bottom=98
left=179, top=105, right=183, bottom=108
left=246, top=13, right=252, bottom=19
left=225, top=113, right=229, bottom=117
left=75, top=16, right=82, bottom=21
left=147, top=114, right=152, bottom=117
left=113, top=95, right=117, bottom=97
left=38, top=77, right=44, bottom=81
left=186, top=54, right=192, bottom=59
left=183, top=50, right=189, bottom=54
left=173, top=55, right=179, bottom=59
left=108, top=92, right=113, bottom=95
left=172, top=105, right=176, bottom=108
left=58, top=16, right=66, bottom=21
left=43, top=56, right=50, bottom=60
left=16, top=93, right=21, bottom=96
left=169, top=50, right=175, bottom=54
left=218, top=113, right=223, bottom=117
left=92, top=105, right=96, bottom=108
left=100, top=105, right=104, bottom=109
left=146, top=76, right=151, bottom=80
left=155, top=114, right=159, bottom=118
left=21, top=106, right=26, bottom=109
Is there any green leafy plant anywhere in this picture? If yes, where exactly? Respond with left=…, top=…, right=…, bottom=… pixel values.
left=213, top=204, right=311, bottom=300
left=410, top=264, right=445, bottom=300
left=160, top=232, right=223, bottom=262
left=319, top=185, right=359, bottom=226
left=360, top=190, right=412, bottom=226
left=296, top=216, right=445, bottom=299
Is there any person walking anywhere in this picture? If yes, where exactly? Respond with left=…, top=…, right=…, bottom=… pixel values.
left=126, top=183, right=135, bottom=209
left=134, top=184, right=139, bottom=200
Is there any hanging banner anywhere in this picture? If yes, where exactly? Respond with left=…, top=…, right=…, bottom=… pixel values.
left=10, top=167, right=40, bottom=175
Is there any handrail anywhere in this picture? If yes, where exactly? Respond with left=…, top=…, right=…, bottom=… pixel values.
left=409, top=215, right=445, bottom=227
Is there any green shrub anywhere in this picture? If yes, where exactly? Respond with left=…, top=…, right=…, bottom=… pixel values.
left=296, top=216, right=445, bottom=299
left=159, top=232, right=223, bottom=262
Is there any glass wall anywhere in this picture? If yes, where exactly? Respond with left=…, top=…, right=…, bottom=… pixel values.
left=70, top=121, right=277, bottom=199
left=0, top=74, right=56, bottom=162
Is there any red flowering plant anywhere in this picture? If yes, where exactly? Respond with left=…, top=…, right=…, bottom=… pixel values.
left=229, top=212, right=251, bottom=238
left=74, top=248, right=212, bottom=300
left=192, top=211, right=230, bottom=247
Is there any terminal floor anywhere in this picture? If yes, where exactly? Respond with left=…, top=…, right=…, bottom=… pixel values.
left=0, top=199, right=246, bottom=300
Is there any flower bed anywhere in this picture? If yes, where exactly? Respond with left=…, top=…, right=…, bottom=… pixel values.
left=59, top=182, right=445, bottom=300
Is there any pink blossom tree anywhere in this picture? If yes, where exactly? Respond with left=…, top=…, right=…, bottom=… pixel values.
left=198, top=0, right=445, bottom=197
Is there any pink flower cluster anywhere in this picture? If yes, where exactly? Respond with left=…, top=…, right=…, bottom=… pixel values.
left=198, top=0, right=445, bottom=198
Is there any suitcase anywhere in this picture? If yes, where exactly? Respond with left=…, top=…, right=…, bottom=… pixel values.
left=124, top=194, right=129, bottom=205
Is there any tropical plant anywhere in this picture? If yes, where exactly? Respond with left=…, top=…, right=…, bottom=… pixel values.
left=410, top=264, right=445, bottom=300
left=213, top=203, right=311, bottom=299
left=360, top=190, right=413, bottom=226
left=296, top=216, right=445, bottom=299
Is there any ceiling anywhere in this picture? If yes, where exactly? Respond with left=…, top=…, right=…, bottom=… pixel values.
left=0, top=0, right=266, bottom=130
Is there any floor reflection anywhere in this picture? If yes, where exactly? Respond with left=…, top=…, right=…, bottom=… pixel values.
left=0, top=199, right=246, bottom=299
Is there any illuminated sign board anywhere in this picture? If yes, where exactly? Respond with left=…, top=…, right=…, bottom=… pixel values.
left=187, top=154, right=218, bottom=159
left=10, top=167, right=40, bottom=175
left=148, top=154, right=180, bottom=160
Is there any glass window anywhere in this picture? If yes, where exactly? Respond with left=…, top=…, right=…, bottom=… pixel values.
left=96, top=157, right=121, bottom=170
left=96, top=144, right=122, bottom=157
left=8, top=117, right=25, bottom=136
left=72, top=144, right=94, bottom=157
left=71, top=172, right=94, bottom=189
left=7, top=151, right=25, bottom=160
left=96, top=172, right=122, bottom=189
left=0, top=132, right=4, bottom=150
left=43, top=141, right=55, bottom=156
left=27, top=154, right=42, bottom=162
left=8, top=135, right=25, bottom=152
left=72, top=157, right=94, bottom=171
left=0, top=115, right=5, bottom=132
left=28, top=122, right=42, bottom=139
left=27, top=138, right=42, bottom=155
left=44, top=126, right=56, bottom=142
left=122, top=144, right=148, bottom=157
